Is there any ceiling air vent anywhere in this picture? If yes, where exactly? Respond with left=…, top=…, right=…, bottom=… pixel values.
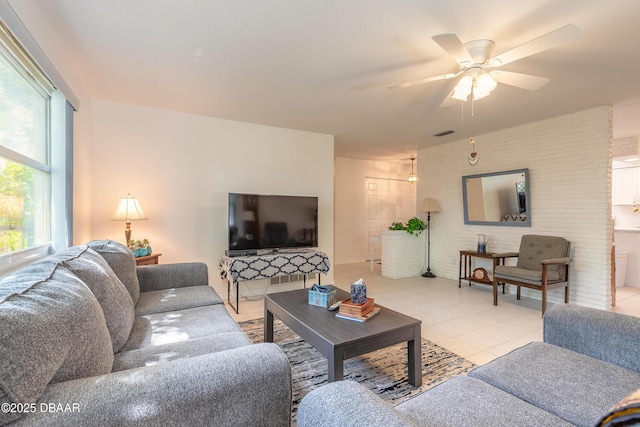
left=434, top=130, right=454, bottom=137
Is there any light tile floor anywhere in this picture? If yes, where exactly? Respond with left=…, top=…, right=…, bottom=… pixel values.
left=222, top=262, right=640, bottom=366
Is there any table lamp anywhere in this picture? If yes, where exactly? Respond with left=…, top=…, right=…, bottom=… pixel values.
left=111, top=193, right=148, bottom=244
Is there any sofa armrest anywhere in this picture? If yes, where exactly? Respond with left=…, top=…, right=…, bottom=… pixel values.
left=297, top=381, right=417, bottom=427
left=13, top=343, right=291, bottom=427
left=544, top=304, right=640, bottom=373
left=540, top=257, right=570, bottom=265
left=136, top=262, right=209, bottom=292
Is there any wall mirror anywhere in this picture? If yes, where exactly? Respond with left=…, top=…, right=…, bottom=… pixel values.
left=462, top=168, right=530, bottom=226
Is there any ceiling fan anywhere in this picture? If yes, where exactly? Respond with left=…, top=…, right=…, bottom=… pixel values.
left=388, top=24, right=582, bottom=105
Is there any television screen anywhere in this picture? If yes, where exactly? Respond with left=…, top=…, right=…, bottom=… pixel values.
left=228, top=193, right=318, bottom=253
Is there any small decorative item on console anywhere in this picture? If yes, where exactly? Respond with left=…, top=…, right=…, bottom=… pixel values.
left=308, top=284, right=337, bottom=307
left=471, top=267, right=489, bottom=281
left=129, top=238, right=152, bottom=257
left=350, top=278, right=367, bottom=304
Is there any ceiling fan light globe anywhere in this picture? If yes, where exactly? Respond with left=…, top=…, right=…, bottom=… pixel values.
left=457, top=75, right=473, bottom=89
left=452, top=75, right=473, bottom=100
left=476, top=73, right=498, bottom=93
left=452, top=89, right=470, bottom=101
left=472, top=89, right=491, bottom=100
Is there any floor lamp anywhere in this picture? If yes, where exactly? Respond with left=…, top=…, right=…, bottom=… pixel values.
left=420, top=197, right=441, bottom=278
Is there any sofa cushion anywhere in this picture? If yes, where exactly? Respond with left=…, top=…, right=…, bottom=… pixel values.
left=87, top=239, right=140, bottom=303
left=598, top=387, right=640, bottom=427
left=112, top=332, right=252, bottom=371
left=469, top=342, right=640, bottom=426
left=396, top=376, right=574, bottom=427
left=544, top=304, right=640, bottom=373
left=50, top=246, right=135, bottom=352
left=135, top=285, right=222, bottom=316
left=136, top=262, right=210, bottom=292
left=516, top=235, right=569, bottom=276
left=494, top=265, right=561, bottom=284
left=121, top=304, right=242, bottom=351
left=0, top=261, right=113, bottom=425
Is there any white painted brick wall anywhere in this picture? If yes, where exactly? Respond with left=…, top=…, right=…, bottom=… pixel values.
left=417, top=106, right=613, bottom=309
left=381, top=230, right=426, bottom=279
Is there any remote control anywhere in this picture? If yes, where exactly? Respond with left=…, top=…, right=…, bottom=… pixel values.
left=327, top=301, right=341, bottom=311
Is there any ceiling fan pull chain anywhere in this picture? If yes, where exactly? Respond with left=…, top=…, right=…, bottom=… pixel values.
left=468, top=96, right=479, bottom=166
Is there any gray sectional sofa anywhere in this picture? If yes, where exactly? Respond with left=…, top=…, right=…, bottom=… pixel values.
left=0, top=240, right=292, bottom=426
left=298, top=304, right=640, bottom=427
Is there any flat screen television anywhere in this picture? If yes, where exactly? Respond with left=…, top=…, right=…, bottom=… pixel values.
left=228, top=193, right=318, bottom=254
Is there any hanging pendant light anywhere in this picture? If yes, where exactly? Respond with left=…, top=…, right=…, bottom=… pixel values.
left=408, top=157, right=417, bottom=183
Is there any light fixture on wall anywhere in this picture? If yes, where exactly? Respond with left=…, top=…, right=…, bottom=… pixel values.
left=420, top=197, right=441, bottom=278
left=111, top=193, right=148, bottom=244
left=408, top=157, right=417, bottom=184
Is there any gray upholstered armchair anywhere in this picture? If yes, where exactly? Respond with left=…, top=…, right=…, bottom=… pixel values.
left=492, top=235, right=571, bottom=316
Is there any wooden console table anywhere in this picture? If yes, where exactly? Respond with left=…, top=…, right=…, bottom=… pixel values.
left=135, top=253, right=161, bottom=266
left=219, top=249, right=330, bottom=313
left=459, top=250, right=505, bottom=293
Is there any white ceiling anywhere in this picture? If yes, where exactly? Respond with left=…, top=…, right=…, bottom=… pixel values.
left=37, top=0, right=640, bottom=160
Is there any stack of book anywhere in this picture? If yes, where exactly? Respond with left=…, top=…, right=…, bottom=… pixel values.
left=336, top=298, right=380, bottom=322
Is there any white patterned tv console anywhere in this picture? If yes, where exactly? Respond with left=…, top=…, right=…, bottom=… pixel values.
left=219, top=249, right=330, bottom=313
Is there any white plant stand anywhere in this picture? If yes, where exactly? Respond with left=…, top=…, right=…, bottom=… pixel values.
left=381, top=230, right=426, bottom=279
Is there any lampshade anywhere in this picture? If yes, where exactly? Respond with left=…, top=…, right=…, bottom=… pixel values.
left=420, top=197, right=441, bottom=213
left=241, top=210, right=255, bottom=221
left=111, top=194, right=148, bottom=221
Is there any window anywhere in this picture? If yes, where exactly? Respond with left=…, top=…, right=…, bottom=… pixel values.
left=0, top=43, right=51, bottom=255
left=0, top=17, right=74, bottom=273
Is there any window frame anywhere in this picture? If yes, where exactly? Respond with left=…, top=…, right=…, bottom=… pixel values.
left=0, top=12, right=75, bottom=275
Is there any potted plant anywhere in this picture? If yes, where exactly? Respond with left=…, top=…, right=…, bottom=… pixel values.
left=129, top=238, right=152, bottom=257
left=388, top=217, right=426, bottom=237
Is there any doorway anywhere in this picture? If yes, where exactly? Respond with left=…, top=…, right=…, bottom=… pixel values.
left=365, top=177, right=417, bottom=264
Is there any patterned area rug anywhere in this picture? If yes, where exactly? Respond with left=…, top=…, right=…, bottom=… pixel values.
left=239, top=318, right=476, bottom=425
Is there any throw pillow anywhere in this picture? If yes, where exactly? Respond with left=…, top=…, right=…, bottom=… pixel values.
left=50, top=246, right=135, bottom=352
left=87, top=239, right=140, bottom=304
left=0, top=261, right=113, bottom=425
left=598, top=388, right=640, bottom=427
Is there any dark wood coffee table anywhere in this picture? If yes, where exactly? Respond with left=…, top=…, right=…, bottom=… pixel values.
left=264, top=288, right=422, bottom=386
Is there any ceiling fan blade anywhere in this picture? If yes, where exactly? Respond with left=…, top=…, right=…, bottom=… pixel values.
left=432, top=33, right=473, bottom=65
left=489, top=24, right=582, bottom=67
left=490, top=70, right=550, bottom=91
left=439, top=90, right=458, bottom=108
left=387, top=72, right=459, bottom=90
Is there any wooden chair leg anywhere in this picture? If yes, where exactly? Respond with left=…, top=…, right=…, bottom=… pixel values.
left=564, top=285, right=569, bottom=303
left=516, top=286, right=521, bottom=300
left=493, top=278, right=498, bottom=306
left=541, top=287, right=547, bottom=317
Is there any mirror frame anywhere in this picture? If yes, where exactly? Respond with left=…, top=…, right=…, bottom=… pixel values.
left=462, top=168, right=531, bottom=227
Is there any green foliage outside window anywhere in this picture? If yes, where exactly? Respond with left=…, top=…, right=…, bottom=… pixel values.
left=0, top=161, right=34, bottom=253
left=0, top=47, right=47, bottom=255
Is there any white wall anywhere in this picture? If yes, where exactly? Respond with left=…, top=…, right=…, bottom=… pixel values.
left=91, top=100, right=334, bottom=292
left=334, top=157, right=415, bottom=264
left=418, top=106, right=613, bottom=309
